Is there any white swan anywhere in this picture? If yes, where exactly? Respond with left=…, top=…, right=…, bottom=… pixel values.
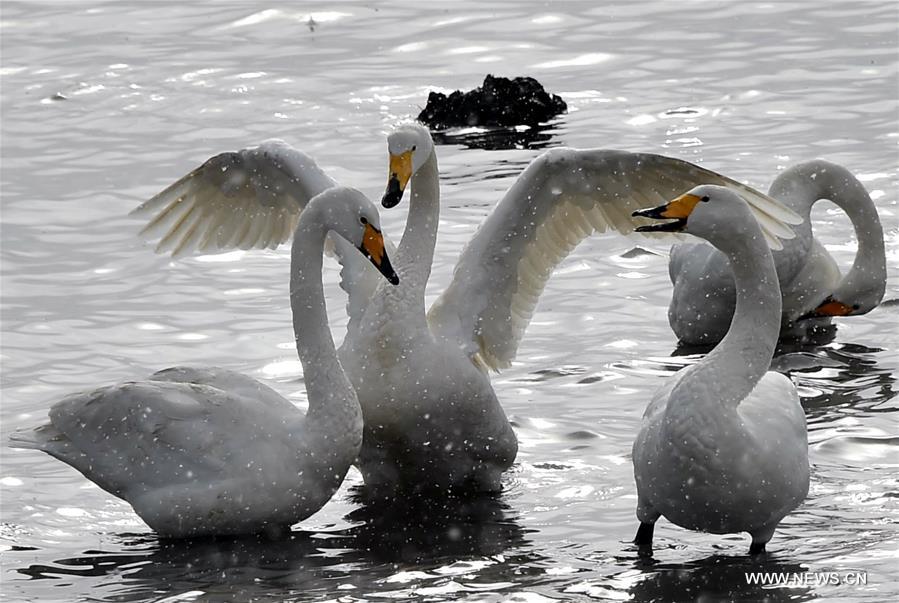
left=668, top=160, right=886, bottom=345
left=10, top=187, right=399, bottom=537
left=631, top=185, right=810, bottom=555
left=130, top=125, right=800, bottom=495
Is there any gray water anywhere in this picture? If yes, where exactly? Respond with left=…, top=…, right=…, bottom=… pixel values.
left=1, top=2, right=897, bottom=602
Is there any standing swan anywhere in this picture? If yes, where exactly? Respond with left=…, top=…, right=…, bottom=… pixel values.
left=10, top=187, right=399, bottom=537
left=130, top=126, right=800, bottom=495
left=668, top=160, right=886, bottom=345
left=631, top=185, right=810, bottom=555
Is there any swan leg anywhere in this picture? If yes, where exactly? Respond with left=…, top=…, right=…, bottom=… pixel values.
left=749, top=523, right=777, bottom=556
left=634, top=521, right=655, bottom=546
left=634, top=500, right=659, bottom=553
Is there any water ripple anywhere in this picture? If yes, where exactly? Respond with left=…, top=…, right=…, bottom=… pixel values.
left=1, top=1, right=897, bottom=602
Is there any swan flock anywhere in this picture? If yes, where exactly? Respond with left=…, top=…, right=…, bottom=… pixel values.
left=11, top=123, right=885, bottom=554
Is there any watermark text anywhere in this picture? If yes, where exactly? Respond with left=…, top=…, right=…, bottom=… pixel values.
left=745, top=571, right=868, bottom=587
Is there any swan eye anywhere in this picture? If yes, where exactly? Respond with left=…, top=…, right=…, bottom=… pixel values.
left=700, top=195, right=710, bottom=202
left=360, top=216, right=368, bottom=225
left=411, top=145, right=417, bottom=152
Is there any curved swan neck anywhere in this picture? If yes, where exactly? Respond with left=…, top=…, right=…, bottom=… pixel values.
left=396, top=148, right=440, bottom=293
left=289, top=216, right=355, bottom=418
left=673, top=229, right=781, bottom=410
left=769, top=161, right=885, bottom=292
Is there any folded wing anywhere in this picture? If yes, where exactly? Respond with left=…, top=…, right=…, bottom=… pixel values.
left=9, top=373, right=291, bottom=499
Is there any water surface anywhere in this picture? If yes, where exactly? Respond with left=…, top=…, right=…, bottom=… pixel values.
left=1, top=2, right=897, bottom=602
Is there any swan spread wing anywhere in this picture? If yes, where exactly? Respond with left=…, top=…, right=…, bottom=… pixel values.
left=131, top=141, right=385, bottom=326
left=427, top=149, right=802, bottom=371
left=131, top=140, right=335, bottom=258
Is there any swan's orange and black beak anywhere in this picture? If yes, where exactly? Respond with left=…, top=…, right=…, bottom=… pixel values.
left=799, top=296, right=858, bottom=320
left=382, top=150, right=413, bottom=209
left=632, top=193, right=703, bottom=232
left=358, top=223, right=399, bottom=285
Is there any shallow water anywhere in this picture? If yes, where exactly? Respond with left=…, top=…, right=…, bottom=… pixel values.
left=1, top=2, right=897, bottom=602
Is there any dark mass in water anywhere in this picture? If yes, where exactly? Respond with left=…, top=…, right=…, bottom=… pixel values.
left=417, top=74, right=567, bottom=129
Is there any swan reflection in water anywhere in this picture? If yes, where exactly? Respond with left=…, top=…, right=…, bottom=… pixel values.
left=15, top=492, right=534, bottom=601
left=616, top=554, right=815, bottom=603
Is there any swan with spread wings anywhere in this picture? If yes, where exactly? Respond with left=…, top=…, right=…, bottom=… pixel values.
left=132, top=124, right=800, bottom=495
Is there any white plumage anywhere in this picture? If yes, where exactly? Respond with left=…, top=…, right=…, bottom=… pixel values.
left=133, top=141, right=336, bottom=257
left=11, top=187, right=398, bottom=536
left=131, top=124, right=801, bottom=495
left=668, top=160, right=886, bottom=345
left=631, top=185, right=810, bottom=555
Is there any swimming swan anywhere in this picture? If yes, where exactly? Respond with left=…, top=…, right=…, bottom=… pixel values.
left=130, top=125, right=800, bottom=494
left=631, top=185, right=810, bottom=555
left=668, top=160, right=885, bottom=345
left=10, top=187, right=399, bottom=537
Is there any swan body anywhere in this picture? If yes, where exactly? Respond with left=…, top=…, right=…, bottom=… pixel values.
left=632, top=186, right=810, bottom=554
left=11, top=187, right=398, bottom=536
left=341, top=315, right=518, bottom=492
left=352, top=125, right=796, bottom=495
left=131, top=126, right=800, bottom=495
left=668, top=160, right=886, bottom=345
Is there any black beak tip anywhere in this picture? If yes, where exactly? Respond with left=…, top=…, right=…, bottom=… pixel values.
left=388, top=273, right=400, bottom=286
left=632, top=206, right=663, bottom=219
left=381, top=178, right=404, bottom=209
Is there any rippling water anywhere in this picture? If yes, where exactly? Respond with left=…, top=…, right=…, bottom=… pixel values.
left=1, top=2, right=897, bottom=602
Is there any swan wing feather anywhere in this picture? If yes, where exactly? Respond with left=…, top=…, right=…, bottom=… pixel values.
left=131, top=141, right=383, bottom=326
left=428, top=149, right=800, bottom=371
left=130, top=140, right=335, bottom=258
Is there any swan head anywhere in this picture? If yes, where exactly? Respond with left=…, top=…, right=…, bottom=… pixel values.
left=306, top=187, right=400, bottom=285
left=632, top=185, right=761, bottom=250
left=801, top=276, right=885, bottom=319
left=381, top=123, right=434, bottom=208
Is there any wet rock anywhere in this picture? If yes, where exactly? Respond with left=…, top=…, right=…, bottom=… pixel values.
left=417, top=74, right=567, bottom=129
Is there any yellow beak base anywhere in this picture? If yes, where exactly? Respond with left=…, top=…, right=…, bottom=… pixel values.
left=382, top=150, right=414, bottom=208
left=660, top=193, right=703, bottom=219
left=358, top=223, right=399, bottom=285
